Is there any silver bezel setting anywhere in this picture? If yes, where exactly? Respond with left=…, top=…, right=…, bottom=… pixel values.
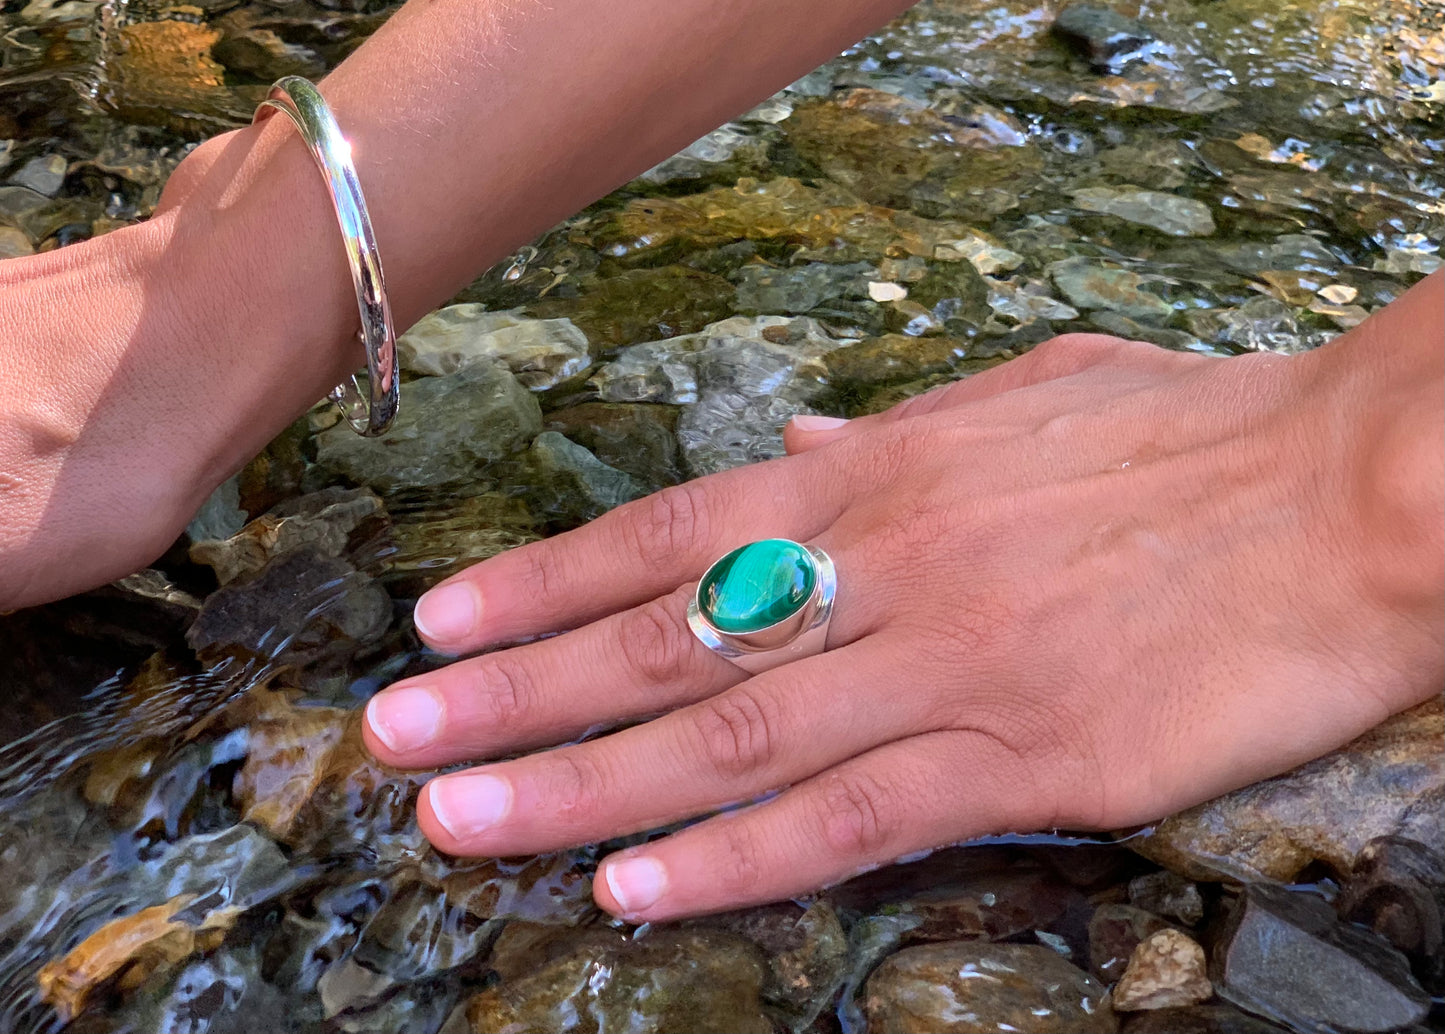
left=687, top=542, right=836, bottom=675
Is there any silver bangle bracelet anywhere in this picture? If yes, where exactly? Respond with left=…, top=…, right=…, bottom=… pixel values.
left=253, top=76, right=399, bottom=437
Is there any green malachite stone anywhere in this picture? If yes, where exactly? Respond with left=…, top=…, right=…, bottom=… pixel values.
left=699, top=539, right=816, bottom=634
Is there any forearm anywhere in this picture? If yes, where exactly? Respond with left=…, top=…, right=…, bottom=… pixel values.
left=132, top=0, right=911, bottom=479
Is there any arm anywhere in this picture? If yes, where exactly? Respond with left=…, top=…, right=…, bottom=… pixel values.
left=0, top=0, right=913, bottom=609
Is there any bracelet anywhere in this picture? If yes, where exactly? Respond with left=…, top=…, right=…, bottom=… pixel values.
left=253, top=76, right=399, bottom=437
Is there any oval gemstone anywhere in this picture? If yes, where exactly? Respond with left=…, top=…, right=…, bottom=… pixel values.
left=698, top=539, right=816, bottom=634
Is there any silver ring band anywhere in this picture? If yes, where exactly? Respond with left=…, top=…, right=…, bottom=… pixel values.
left=253, top=76, right=399, bottom=437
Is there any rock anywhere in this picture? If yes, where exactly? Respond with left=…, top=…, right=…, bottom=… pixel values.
left=527, top=266, right=736, bottom=348
left=1212, top=884, right=1429, bottom=1033
left=1113, top=929, right=1213, bottom=1012
left=891, top=868, right=1079, bottom=946
left=1122, top=1003, right=1293, bottom=1033
left=1131, top=699, right=1445, bottom=883
left=934, top=234, right=1025, bottom=275
left=591, top=315, right=848, bottom=476
left=186, top=548, right=392, bottom=668
left=37, top=894, right=242, bottom=1023
left=864, top=941, right=1117, bottom=1033
left=825, top=334, right=966, bottom=386
left=638, top=123, right=770, bottom=185
left=524, top=431, right=646, bottom=523
left=101, top=18, right=250, bottom=133
left=1374, top=248, right=1442, bottom=276
left=1049, top=258, right=1173, bottom=321
left=9, top=153, right=66, bottom=196
left=1090, top=903, right=1175, bottom=984
left=1183, top=298, right=1306, bottom=354
left=1088, top=311, right=1208, bottom=352
left=464, top=929, right=773, bottom=1033
left=733, top=260, right=874, bottom=315
left=0, top=185, right=96, bottom=242
left=427, top=851, right=595, bottom=925
left=0, top=224, right=32, bottom=257
left=543, top=403, right=683, bottom=491
left=212, top=28, right=327, bottom=81
left=395, top=304, right=592, bottom=388
left=185, top=475, right=247, bottom=544
left=190, top=487, right=385, bottom=585
left=316, top=360, right=542, bottom=491
left=233, top=693, right=351, bottom=840
left=989, top=277, right=1081, bottom=325
left=1070, top=187, right=1216, bottom=237
left=347, top=881, right=491, bottom=984
left=1051, top=4, right=1159, bottom=70
left=1337, top=836, right=1445, bottom=989
left=385, top=491, right=541, bottom=592
left=1128, top=871, right=1205, bottom=926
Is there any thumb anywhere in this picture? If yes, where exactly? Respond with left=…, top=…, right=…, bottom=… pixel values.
left=782, top=414, right=853, bottom=454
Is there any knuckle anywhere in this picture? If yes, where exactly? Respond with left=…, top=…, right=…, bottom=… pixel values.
left=816, top=772, right=899, bottom=858
left=626, top=482, right=711, bottom=573
left=616, top=597, right=695, bottom=685
left=691, top=686, right=780, bottom=779
left=473, top=653, right=535, bottom=730
left=546, top=750, right=608, bottom=823
left=712, top=818, right=767, bottom=900
left=516, top=541, right=565, bottom=600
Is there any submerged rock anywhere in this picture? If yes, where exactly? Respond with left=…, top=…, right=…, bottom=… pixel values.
left=10, top=153, right=66, bottom=196
left=525, top=431, right=646, bottom=523
left=464, top=928, right=773, bottom=1034
left=384, top=491, right=541, bottom=592
left=527, top=266, right=736, bottom=348
left=1132, top=699, right=1445, bottom=883
left=1049, top=258, right=1173, bottom=321
left=316, top=361, right=542, bottom=491
left=824, top=334, right=966, bottom=387
left=1113, top=929, right=1213, bottom=1012
left=233, top=692, right=351, bottom=841
left=1070, top=187, right=1215, bottom=237
left=1211, top=884, right=1429, bottom=1033
left=864, top=941, right=1117, bottom=1033
left=543, top=403, right=683, bottom=492
left=396, top=304, right=592, bottom=388
left=1051, top=4, right=1159, bottom=71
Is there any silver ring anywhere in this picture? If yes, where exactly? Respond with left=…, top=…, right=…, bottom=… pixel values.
left=254, top=76, right=399, bottom=437
left=687, top=539, right=836, bottom=675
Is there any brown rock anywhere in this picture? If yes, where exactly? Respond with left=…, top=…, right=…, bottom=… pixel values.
left=233, top=694, right=350, bottom=840
left=1113, top=929, right=1213, bottom=1012
left=37, top=894, right=240, bottom=1022
left=864, top=941, right=1117, bottom=1033
left=1090, top=904, right=1174, bottom=983
left=1131, top=699, right=1445, bottom=882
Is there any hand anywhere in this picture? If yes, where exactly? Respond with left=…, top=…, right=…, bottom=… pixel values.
left=362, top=294, right=1443, bottom=922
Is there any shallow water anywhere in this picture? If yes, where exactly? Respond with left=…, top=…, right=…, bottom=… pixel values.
left=0, top=0, right=1441, bottom=1030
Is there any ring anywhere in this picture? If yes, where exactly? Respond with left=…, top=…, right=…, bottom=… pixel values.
left=687, top=539, right=836, bottom=674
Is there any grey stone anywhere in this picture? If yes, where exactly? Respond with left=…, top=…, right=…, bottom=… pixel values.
left=1375, top=248, right=1443, bottom=276
left=0, top=225, right=33, bottom=258
left=544, top=403, right=683, bottom=492
left=732, top=261, right=873, bottom=314
left=525, top=431, right=646, bottom=522
left=317, top=361, right=542, bottom=491
left=989, top=277, right=1081, bottom=324
left=590, top=315, right=848, bottom=476
left=1051, top=4, right=1159, bottom=70
left=1128, top=870, right=1206, bottom=926
left=639, top=123, right=767, bottom=185
left=864, top=941, right=1117, bottom=1032
left=1212, top=884, right=1429, bottom=1033
left=1088, top=311, right=1211, bottom=353
left=185, top=475, right=247, bottom=545
left=1090, top=903, right=1174, bottom=984
left=396, top=304, right=591, bottom=388
left=1071, top=187, right=1215, bottom=237
left=1049, top=258, right=1174, bottom=321
left=9, top=153, right=66, bottom=197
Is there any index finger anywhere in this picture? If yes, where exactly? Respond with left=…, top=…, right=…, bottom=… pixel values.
left=412, top=450, right=850, bottom=654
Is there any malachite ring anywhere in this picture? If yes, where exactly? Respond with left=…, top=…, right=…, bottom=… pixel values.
left=687, top=539, right=836, bottom=675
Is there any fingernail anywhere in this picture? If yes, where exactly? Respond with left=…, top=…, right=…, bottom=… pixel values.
left=791, top=414, right=849, bottom=432
left=366, top=686, right=444, bottom=753
left=604, top=855, right=667, bottom=915
left=427, top=773, right=512, bottom=839
left=414, top=582, right=481, bottom=645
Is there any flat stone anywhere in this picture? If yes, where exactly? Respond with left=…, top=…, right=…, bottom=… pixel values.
left=1048, top=258, right=1174, bottom=322
left=396, top=304, right=591, bottom=388
left=9, top=153, right=66, bottom=196
left=543, top=403, right=683, bottom=492
left=1212, top=884, right=1429, bottom=1033
left=1131, top=698, right=1444, bottom=883
left=864, top=941, right=1117, bottom=1033
left=316, top=360, right=542, bottom=491
left=700, top=539, right=815, bottom=634
left=824, top=333, right=966, bottom=386
left=524, top=431, right=646, bottom=523
left=1113, top=929, right=1213, bottom=1011
left=1070, top=187, right=1216, bottom=237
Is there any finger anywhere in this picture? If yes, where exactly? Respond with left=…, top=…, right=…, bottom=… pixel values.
left=364, top=585, right=744, bottom=768
left=592, top=730, right=1052, bottom=921
left=411, top=455, right=849, bottom=654
left=783, top=414, right=853, bottom=455
left=416, top=638, right=917, bottom=859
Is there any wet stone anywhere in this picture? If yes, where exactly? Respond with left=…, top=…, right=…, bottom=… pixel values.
left=396, top=304, right=592, bottom=388
left=1088, top=311, right=1209, bottom=352
left=232, top=692, right=351, bottom=841
left=638, top=122, right=771, bottom=186
left=1132, top=699, right=1444, bottom=883
left=864, top=941, right=1117, bottom=1033
left=1113, top=929, right=1213, bottom=1012
left=9, top=152, right=66, bottom=196
left=1090, top=903, right=1174, bottom=984
left=212, top=28, right=327, bottom=81
left=527, top=266, right=736, bottom=348
left=1051, top=3, right=1159, bottom=71
left=989, top=277, right=1080, bottom=325
left=1128, top=871, right=1205, bottom=926
left=184, top=474, right=247, bottom=544
left=0, top=224, right=33, bottom=258
left=384, top=491, right=540, bottom=593
left=732, top=259, right=875, bottom=315
left=316, top=360, right=542, bottom=491
left=1183, top=298, right=1308, bottom=354
left=543, top=403, right=683, bottom=492
left=524, top=430, right=646, bottom=523
left=1337, top=836, right=1445, bottom=991
left=1122, top=1003, right=1294, bottom=1034
left=1212, top=884, right=1429, bottom=1033
left=824, top=333, right=966, bottom=386
left=464, top=928, right=773, bottom=1034
left=1070, top=187, right=1216, bottom=237
left=1049, top=258, right=1173, bottom=322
